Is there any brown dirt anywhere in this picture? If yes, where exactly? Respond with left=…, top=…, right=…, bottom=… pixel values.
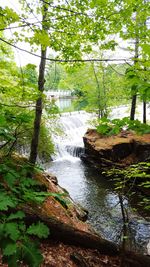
left=40, top=240, right=120, bottom=267
left=85, top=130, right=150, bottom=151
left=0, top=240, right=120, bottom=267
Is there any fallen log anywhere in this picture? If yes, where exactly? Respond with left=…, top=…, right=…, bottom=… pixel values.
left=23, top=207, right=150, bottom=267
left=23, top=209, right=119, bottom=256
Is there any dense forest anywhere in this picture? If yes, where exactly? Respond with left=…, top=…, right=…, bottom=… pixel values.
left=0, top=0, right=150, bottom=266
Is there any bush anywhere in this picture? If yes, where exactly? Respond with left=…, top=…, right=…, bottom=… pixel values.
left=0, top=159, right=49, bottom=266
left=96, top=117, right=150, bottom=136
left=0, top=107, right=55, bottom=161
left=103, top=162, right=150, bottom=213
left=0, top=158, right=68, bottom=266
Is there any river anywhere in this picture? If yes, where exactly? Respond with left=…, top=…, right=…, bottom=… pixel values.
left=45, top=110, right=150, bottom=254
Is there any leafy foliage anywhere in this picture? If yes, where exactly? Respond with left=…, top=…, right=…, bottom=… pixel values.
left=96, top=117, right=150, bottom=136
left=27, top=222, right=50, bottom=238
left=104, top=162, right=150, bottom=213
left=0, top=158, right=67, bottom=266
left=56, top=62, right=129, bottom=113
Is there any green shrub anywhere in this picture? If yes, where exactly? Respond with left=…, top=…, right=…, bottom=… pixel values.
left=0, top=106, right=55, bottom=161
left=0, top=158, right=67, bottom=266
left=96, top=117, right=150, bottom=136
left=103, top=162, right=150, bottom=212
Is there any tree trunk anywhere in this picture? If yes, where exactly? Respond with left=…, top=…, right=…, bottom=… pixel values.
left=29, top=49, right=47, bottom=165
left=143, top=3, right=147, bottom=124
left=130, top=13, right=139, bottom=121
left=102, top=66, right=107, bottom=117
left=92, top=63, right=101, bottom=119
left=29, top=3, right=48, bottom=165
left=130, top=94, right=137, bottom=120
left=23, top=207, right=119, bottom=255
left=143, top=101, right=146, bottom=123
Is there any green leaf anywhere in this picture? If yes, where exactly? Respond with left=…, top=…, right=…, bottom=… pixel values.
left=3, top=243, right=17, bottom=256
left=7, top=211, right=25, bottom=221
left=27, top=222, right=49, bottom=238
left=21, top=240, right=43, bottom=267
left=4, top=222, right=20, bottom=241
left=4, top=172, right=18, bottom=187
left=0, top=193, right=17, bottom=211
left=0, top=223, right=4, bottom=238
left=6, top=254, right=18, bottom=267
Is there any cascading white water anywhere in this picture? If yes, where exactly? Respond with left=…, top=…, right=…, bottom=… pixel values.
left=52, top=111, right=93, bottom=161
left=51, top=103, right=150, bottom=161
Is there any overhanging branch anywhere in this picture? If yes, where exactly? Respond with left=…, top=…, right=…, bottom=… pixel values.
left=0, top=37, right=133, bottom=63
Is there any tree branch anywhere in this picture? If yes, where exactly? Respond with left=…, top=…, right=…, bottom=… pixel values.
left=0, top=37, right=133, bottom=63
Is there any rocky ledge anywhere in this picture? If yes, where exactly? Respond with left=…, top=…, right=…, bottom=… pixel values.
left=81, top=129, right=150, bottom=169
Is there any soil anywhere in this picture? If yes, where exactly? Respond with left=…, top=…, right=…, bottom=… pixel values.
left=0, top=240, right=120, bottom=267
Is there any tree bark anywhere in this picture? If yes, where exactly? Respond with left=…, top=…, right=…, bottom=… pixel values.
left=130, top=13, right=139, bottom=121
left=143, top=101, right=146, bottom=123
left=143, top=3, right=147, bottom=124
left=92, top=63, right=101, bottom=119
left=29, top=4, right=48, bottom=165
left=130, top=93, right=137, bottom=120
left=23, top=208, right=119, bottom=256
left=29, top=49, right=47, bottom=165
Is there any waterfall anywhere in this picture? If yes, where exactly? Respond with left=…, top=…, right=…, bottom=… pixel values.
left=51, top=111, right=92, bottom=161
left=50, top=103, right=150, bottom=161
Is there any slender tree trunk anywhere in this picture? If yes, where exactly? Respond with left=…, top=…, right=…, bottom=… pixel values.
left=143, top=101, right=146, bottom=123
left=130, top=13, right=139, bottom=121
left=102, top=66, right=107, bottom=117
left=143, top=66, right=147, bottom=124
left=143, top=1, right=147, bottom=124
left=130, top=94, right=137, bottom=120
left=29, top=49, right=47, bottom=165
left=29, top=4, right=48, bottom=165
left=92, top=63, right=101, bottom=119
